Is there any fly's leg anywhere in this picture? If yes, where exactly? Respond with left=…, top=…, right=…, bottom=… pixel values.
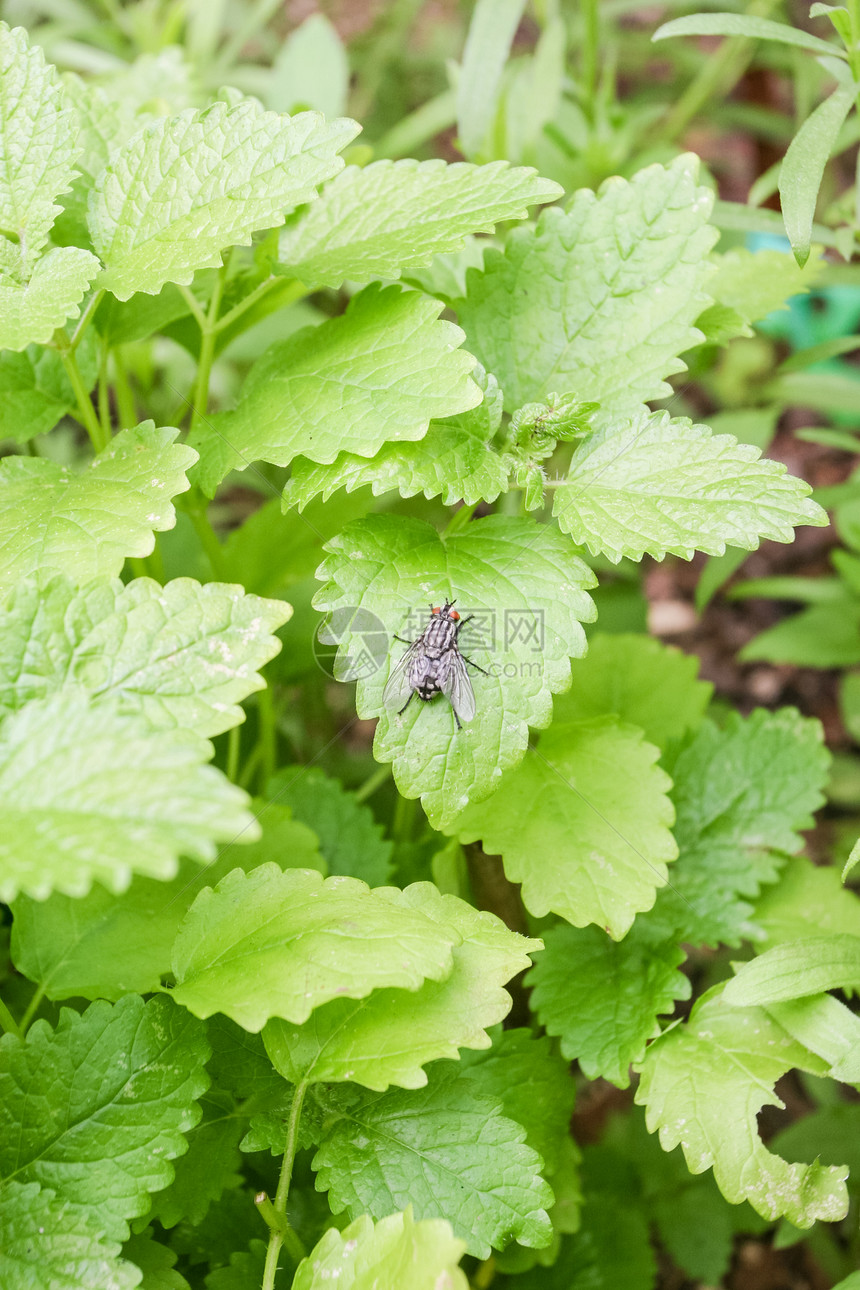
left=451, top=705, right=462, bottom=731
left=460, top=654, right=490, bottom=676
left=398, top=692, right=415, bottom=717
left=394, top=634, right=412, bottom=644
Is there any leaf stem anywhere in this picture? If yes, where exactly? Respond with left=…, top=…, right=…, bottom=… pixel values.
left=442, top=502, right=480, bottom=536
left=657, top=0, right=780, bottom=143
left=177, top=283, right=208, bottom=331
left=57, top=339, right=108, bottom=452
left=580, top=0, right=599, bottom=113
left=226, top=725, right=241, bottom=782
left=17, top=984, right=46, bottom=1036
left=215, top=0, right=283, bottom=74
left=257, top=685, right=277, bottom=794
left=353, top=763, right=392, bottom=804
left=70, top=288, right=105, bottom=350
left=260, top=1080, right=309, bottom=1290
left=185, top=490, right=229, bottom=580
left=214, top=275, right=301, bottom=335
left=0, top=994, right=23, bottom=1039
left=112, top=346, right=138, bottom=430
left=189, top=265, right=228, bottom=433
left=238, top=743, right=263, bottom=790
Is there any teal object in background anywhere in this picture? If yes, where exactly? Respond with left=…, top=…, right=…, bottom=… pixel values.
left=749, top=232, right=860, bottom=426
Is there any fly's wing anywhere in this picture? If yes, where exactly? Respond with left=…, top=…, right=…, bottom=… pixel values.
left=440, top=650, right=476, bottom=723
left=383, top=640, right=422, bottom=710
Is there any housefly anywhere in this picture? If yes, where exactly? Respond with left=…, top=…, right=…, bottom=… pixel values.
left=383, top=600, right=488, bottom=729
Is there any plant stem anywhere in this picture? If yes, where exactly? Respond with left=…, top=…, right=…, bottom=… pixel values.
left=580, top=0, right=599, bottom=113
left=658, top=0, right=780, bottom=143
left=846, top=0, right=860, bottom=105
left=353, top=763, right=392, bottom=804
left=257, top=685, right=277, bottom=794
left=17, top=984, right=46, bottom=1036
left=112, top=346, right=138, bottom=430
left=238, top=743, right=263, bottom=790
left=189, top=265, right=228, bottom=432
left=177, top=283, right=208, bottom=330
left=58, top=340, right=108, bottom=451
left=374, top=88, right=457, bottom=158
left=392, top=790, right=417, bottom=846
left=0, top=994, right=22, bottom=1039
left=215, top=0, right=283, bottom=74
left=70, top=288, right=105, bottom=350
left=185, top=490, right=229, bottom=580
left=214, top=275, right=300, bottom=335
left=226, top=725, right=241, bottom=782
left=260, top=1080, right=309, bottom=1290
left=97, top=336, right=111, bottom=437
left=442, top=501, right=480, bottom=536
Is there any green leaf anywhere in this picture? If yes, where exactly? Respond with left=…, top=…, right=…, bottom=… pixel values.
left=652, top=13, right=846, bottom=57
left=312, top=1063, right=554, bottom=1258
left=261, top=884, right=540, bottom=1089
left=739, top=603, right=860, bottom=667
left=0, top=23, right=79, bottom=264
left=191, top=284, right=480, bottom=495
left=0, top=574, right=291, bottom=735
left=204, top=1241, right=267, bottom=1290
left=754, top=855, right=860, bottom=946
left=460, top=1029, right=576, bottom=1176
left=147, top=1111, right=242, bottom=1229
left=89, top=102, right=358, bottom=300
left=123, top=1230, right=190, bottom=1290
left=283, top=364, right=509, bottom=510
left=0, top=689, right=256, bottom=903
left=0, top=424, right=196, bottom=595
left=171, top=865, right=462, bottom=1031
left=553, top=409, right=827, bottom=563
left=707, top=247, right=823, bottom=325
left=265, top=765, right=392, bottom=884
left=10, top=867, right=197, bottom=1002
left=780, top=85, right=855, bottom=267
left=456, top=154, right=716, bottom=417
left=635, top=986, right=849, bottom=1227
left=553, top=632, right=712, bottom=748
left=0, top=995, right=209, bottom=1241
left=772, top=1104, right=860, bottom=1208
left=766, top=993, right=860, bottom=1082
left=651, top=709, right=830, bottom=946
left=268, top=14, right=348, bottom=118
left=314, top=514, right=596, bottom=829
left=0, top=337, right=97, bottom=442
left=724, top=934, right=860, bottom=1006
left=0, top=1180, right=139, bottom=1290
left=292, top=1209, right=467, bottom=1290
left=456, top=0, right=526, bottom=161
left=0, top=245, right=101, bottom=351
left=528, top=922, right=690, bottom=1087
left=277, top=159, right=560, bottom=289
left=403, top=238, right=487, bottom=302
left=509, top=1198, right=656, bottom=1290
left=449, top=717, right=677, bottom=938
left=10, top=812, right=323, bottom=1003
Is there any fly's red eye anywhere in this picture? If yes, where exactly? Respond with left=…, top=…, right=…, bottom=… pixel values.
left=431, top=606, right=441, bottom=614
left=450, top=610, right=460, bottom=620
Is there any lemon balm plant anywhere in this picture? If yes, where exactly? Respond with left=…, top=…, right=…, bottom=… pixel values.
left=1, top=10, right=859, bottom=1290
